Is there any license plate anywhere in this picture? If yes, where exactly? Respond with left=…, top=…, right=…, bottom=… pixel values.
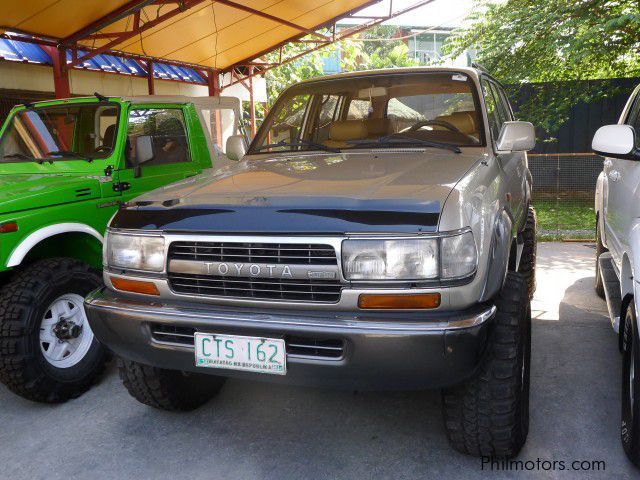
left=194, top=333, right=286, bottom=375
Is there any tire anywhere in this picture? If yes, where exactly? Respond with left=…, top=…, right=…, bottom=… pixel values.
left=519, top=206, right=537, bottom=300
left=621, top=300, right=640, bottom=467
left=442, top=272, right=531, bottom=457
left=595, top=219, right=607, bottom=299
left=118, top=358, right=226, bottom=411
left=0, top=258, right=108, bottom=403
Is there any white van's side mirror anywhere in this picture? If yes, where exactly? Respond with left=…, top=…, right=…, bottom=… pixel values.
left=226, top=135, right=246, bottom=161
left=496, top=121, right=536, bottom=152
left=592, top=124, right=639, bottom=160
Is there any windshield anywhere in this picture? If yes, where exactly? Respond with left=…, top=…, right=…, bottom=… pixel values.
left=249, top=72, right=485, bottom=154
left=0, top=103, right=120, bottom=163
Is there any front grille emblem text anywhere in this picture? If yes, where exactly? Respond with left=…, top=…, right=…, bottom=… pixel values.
left=205, top=262, right=293, bottom=278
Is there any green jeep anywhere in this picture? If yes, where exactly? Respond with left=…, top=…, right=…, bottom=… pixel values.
left=0, top=94, right=244, bottom=403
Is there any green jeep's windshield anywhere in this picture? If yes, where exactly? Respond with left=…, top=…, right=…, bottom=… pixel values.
left=0, top=102, right=120, bottom=163
left=249, top=72, right=485, bottom=154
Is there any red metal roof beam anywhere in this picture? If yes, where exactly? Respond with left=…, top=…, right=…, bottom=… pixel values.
left=62, top=0, right=157, bottom=46
left=214, top=0, right=330, bottom=41
left=66, top=0, right=208, bottom=69
left=221, top=0, right=437, bottom=90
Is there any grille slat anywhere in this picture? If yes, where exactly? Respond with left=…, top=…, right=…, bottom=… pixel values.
left=149, top=324, right=344, bottom=359
left=168, top=241, right=341, bottom=302
left=169, top=241, right=337, bottom=265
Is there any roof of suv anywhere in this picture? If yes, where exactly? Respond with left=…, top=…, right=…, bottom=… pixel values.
left=299, top=66, right=485, bottom=84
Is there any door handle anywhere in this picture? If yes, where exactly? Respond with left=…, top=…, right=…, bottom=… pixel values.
left=609, top=170, right=621, bottom=182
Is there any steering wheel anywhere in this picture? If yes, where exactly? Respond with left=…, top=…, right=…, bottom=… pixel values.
left=94, top=145, right=112, bottom=153
left=407, top=119, right=464, bottom=135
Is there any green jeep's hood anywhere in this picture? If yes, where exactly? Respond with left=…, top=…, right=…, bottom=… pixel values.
left=0, top=174, right=102, bottom=215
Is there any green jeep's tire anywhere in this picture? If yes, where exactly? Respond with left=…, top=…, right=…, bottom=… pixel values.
left=442, top=272, right=531, bottom=457
left=0, top=258, right=109, bottom=403
left=118, top=358, right=226, bottom=411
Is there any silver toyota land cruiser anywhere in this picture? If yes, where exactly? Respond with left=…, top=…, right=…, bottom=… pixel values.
left=85, top=67, right=537, bottom=457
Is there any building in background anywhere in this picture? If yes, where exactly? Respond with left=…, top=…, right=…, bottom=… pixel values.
left=0, top=38, right=266, bottom=124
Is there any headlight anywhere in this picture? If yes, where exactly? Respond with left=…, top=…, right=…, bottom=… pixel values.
left=106, top=232, right=165, bottom=272
left=342, top=238, right=439, bottom=280
left=342, top=231, right=477, bottom=281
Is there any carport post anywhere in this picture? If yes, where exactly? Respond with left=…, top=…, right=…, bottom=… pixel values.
left=146, top=61, right=155, bottom=95
left=249, top=66, right=256, bottom=137
left=42, top=46, right=70, bottom=99
left=207, top=69, right=220, bottom=96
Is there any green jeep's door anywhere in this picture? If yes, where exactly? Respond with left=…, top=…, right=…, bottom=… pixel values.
left=117, top=105, right=201, bottom=199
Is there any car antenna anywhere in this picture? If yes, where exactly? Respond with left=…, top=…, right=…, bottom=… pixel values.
left=94, top=92, right=108, bottom=102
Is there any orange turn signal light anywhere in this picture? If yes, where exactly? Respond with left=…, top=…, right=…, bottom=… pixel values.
left=110, top=277, right=160, bottom=296
left=358, top=293, right=441, bottom=310
left=0, top=221, right=18, bottom=234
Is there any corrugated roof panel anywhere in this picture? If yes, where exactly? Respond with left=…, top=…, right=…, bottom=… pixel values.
left=0, top=39, right=51, bottom=63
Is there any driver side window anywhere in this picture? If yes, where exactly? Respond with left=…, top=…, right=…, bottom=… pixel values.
left=482, top=79, right=502, bottom=142
left=126, top=108, right=191, bottom=168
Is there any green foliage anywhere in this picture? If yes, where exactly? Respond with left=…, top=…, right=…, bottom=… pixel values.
left=445, top=0, right=640, bottom=134
left=261, top=27, right=419, bottom=107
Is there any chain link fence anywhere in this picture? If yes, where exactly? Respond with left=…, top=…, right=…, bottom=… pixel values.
left=529, top=153, right=602, bottom=241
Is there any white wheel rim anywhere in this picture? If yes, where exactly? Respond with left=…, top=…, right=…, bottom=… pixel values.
left=39, top=293, right=94, bottom=369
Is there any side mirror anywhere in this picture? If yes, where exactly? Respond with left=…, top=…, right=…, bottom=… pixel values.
left=592, top=124, right=639, bottom=160
left=226, top=134, right=247, bottom=161
left=496, top=121, right=536, bottom=152
left=134, top=135, right=155, bottom=177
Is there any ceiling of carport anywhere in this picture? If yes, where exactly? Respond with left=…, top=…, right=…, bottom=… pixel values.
left=0, top=0, right=376, bottom=71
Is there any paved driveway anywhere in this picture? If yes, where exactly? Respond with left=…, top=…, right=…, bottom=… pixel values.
left=0, top=242, right=636, bottom=479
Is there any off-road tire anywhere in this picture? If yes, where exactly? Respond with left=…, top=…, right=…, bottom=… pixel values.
left=621, top=300, right=640, bottom=467
left=595, top=220, right=607, bottom=299
left=442, top=272, right=531, bottom=457
left=118, top=358, right=226, bottom=411
left=0, top=258, right=108, bottom=403
left=519, top=206, right=537, bottom=300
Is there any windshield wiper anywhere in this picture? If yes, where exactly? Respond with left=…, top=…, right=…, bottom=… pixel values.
left=253, top=139, right=339, bottom=153
left=44, top=150, right=93, bottom=163
left=3, top=153, right=34, bottom=160
left=347, top=136, right=462, bottom=154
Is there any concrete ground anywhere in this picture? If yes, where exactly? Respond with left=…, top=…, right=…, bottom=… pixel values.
left=0, top=242, right=637, bottom=479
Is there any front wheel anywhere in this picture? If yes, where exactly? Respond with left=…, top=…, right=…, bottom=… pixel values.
left=621, top=300, right=640, bottom=467
left=442, top=272, right=531, bottom=457
left=519, top=206, right=537, bottom=300
left=118, top=358, right=226, bottom=411
left=0, top=258, right=108, bottom=403
left=595, top=220, right=607, bottom=299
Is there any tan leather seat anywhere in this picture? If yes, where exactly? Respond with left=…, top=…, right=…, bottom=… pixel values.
left=324, top=120, right=368, bottom=148
left=433, top=111, right=479, bottom=137
left=365, top=118, right=396, bottom=138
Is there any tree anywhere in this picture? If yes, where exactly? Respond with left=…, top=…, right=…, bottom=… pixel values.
left=445, top=0, right=640, bottom=133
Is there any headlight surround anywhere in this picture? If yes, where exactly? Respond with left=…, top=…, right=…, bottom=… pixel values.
left=342, top=231, right=477, bottom=281
left=440, top=230, right=477, bottom=279
left=106, top=232, right=165, bottom=272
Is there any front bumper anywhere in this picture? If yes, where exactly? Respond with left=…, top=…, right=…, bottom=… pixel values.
left=85, top=288, right=496, bottom=390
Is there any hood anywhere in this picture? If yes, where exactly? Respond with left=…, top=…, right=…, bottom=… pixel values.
left=0, top=174, right=101, bottom=215
left=113, top=150, right=485, bottom=234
